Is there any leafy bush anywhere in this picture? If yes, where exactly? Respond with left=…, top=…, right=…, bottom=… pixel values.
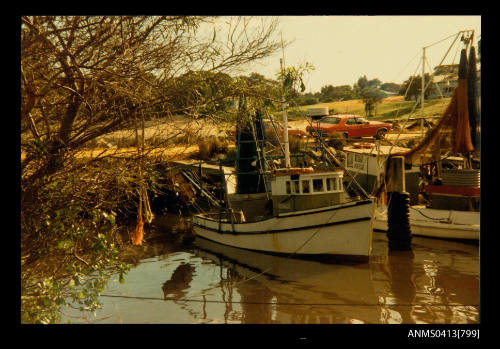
left=20, top=161, right=143, bottom=323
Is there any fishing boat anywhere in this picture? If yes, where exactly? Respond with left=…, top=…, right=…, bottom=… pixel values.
left=368, top=31, right=480, bottom=241
left=193, top=166, right=375, bottom=259
left=342, top=143, right=479, bottom=240
left=192, top=62, right=375, bottom=260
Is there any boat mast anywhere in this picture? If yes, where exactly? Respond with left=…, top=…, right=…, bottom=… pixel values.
left=421, top=47, right=426, bottom=138
left=280, top=58, right=291, bottom=168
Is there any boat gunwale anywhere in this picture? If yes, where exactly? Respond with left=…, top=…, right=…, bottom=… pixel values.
left=194, top=198, right=374, bottom=225
left=193, top=216, right=372, bottom=235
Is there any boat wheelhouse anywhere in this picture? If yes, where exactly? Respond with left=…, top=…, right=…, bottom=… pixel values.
left=343, top=143, right=420, bottom=204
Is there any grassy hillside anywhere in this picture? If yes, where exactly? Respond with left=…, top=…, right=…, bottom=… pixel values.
left=290, top=96, right=451, bottom=121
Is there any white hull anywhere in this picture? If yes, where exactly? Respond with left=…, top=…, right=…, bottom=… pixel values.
left=193, top=199, right=375, bottom=258
left=373, top=205, right=479, bottom=240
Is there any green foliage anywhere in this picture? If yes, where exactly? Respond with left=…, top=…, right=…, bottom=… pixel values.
left=318, top=84, right=356, bottom=102
left=359, top=87, right=387, bottom=117
left=399, top=73, right=435, bottom=101
left=164, top=70, right=236, bottom=117
left=380, top=82, right=401, bottom=93
left=21, top=167, right=135, bottom=324
left=277, top=62, right=315, bottom=101
left=294, top=96, right=319, bottom=106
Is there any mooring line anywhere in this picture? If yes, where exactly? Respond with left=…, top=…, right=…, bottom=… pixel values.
left=186, top=207, right=342, bottom=300
left=99, top=293, right=478, bottom=308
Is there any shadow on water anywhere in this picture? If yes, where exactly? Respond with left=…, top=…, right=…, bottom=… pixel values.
left=162, top=263, right=195, bottom=300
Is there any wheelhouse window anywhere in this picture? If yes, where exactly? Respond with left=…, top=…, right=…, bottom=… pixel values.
left=286, top=181, right=291, bottom=194
left=354, top=154, right=365, bottom=170
left=302, top=180, right=310, bottom=193
left=293, top=180, right=300, bottom=194
left=313, top=178, right=324, bottom=192
left=347, top=153, right=354, bottom=167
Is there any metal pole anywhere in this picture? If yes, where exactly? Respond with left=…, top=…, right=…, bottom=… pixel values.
left=421, top=47, right=425, bottom=138
left=280, top=58, right=291, bottom=168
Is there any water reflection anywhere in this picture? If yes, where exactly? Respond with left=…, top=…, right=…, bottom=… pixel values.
left=192, top=237, right=381, bottom=324
left=369, top=234, right=479, bottom=324
left=59, top=227, right=479, bottom=324
left=162, top=263, right=195, bottom=300
left=372, top=251, right=417, bottom=323
left=187, top=234, right=479, bottom=324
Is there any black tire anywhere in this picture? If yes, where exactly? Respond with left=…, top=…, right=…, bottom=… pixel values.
left=375, top=128, right=387, bottom=140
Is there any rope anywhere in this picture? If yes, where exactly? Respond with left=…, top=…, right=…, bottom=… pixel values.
left=409, top=206, right=449, bottom=221
left=302, top=115, right=370, bottom=199
left=187, top=204, right=345, bottom=300
left=98, top=293, right=478, bottom=307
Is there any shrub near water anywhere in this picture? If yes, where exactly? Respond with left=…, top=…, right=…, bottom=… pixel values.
left=21, top=162, right=138, bottom=323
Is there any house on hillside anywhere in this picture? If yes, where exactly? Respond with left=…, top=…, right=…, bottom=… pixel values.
left=428, top=63, right=481, bottom=99
left=428, top=64, right=459, bottom=99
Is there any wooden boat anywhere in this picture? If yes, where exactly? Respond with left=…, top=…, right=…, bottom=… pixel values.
left=347, top=32, right=480, bottom=241
left=193, top=70, right=375, bottom=259
left=193, top=167, right=375, bottom=259
left=343, top=143, right=479, bottom=240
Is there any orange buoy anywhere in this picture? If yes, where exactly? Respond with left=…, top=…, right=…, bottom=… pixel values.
left=132, top=216, right=144, bottom=245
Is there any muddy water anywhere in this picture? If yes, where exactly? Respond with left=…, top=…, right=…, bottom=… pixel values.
left=59, top=220, right=479, bottom=324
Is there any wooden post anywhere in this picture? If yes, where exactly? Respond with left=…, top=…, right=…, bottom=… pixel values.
left=432, top=138, right=442, bottom=179
left=219, top=159, right=234, bottom=232
left=386, top=156, right=412, bottom=251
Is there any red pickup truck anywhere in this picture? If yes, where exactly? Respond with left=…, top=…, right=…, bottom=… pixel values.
left=306, top=114, right=392, bottom=139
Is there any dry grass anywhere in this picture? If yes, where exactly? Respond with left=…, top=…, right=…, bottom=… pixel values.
left=294, top=96, right=450, bottom=121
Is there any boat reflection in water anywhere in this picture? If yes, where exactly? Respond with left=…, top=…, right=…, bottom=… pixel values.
left=186, top=234, right=478, bottom=324
left=59, top=227, right=478, bottom=324
left=193, top=237, right=380, bottom=324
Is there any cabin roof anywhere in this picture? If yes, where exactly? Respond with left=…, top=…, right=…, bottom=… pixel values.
left=343, top=145, right=410, bottom=156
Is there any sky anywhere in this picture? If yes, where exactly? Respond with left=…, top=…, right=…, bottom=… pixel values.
left=242, top=16, right=481, bottom=93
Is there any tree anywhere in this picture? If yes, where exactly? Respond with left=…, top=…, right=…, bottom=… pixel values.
left=278, top=62, right=315, bottom=99
left=356, top=75, right=369, bottom=90
left=380, top=82, right=401, bottom=93
left=398, top=73, right=434, bottom=101
left=360, top=87, right=387, bottom=117
left=367, top=78, right=381, bottom=89
left=21, top=15, right=283, bottom=323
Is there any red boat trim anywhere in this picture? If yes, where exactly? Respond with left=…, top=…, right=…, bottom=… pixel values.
left=425, top=185, right=480, bottom=197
